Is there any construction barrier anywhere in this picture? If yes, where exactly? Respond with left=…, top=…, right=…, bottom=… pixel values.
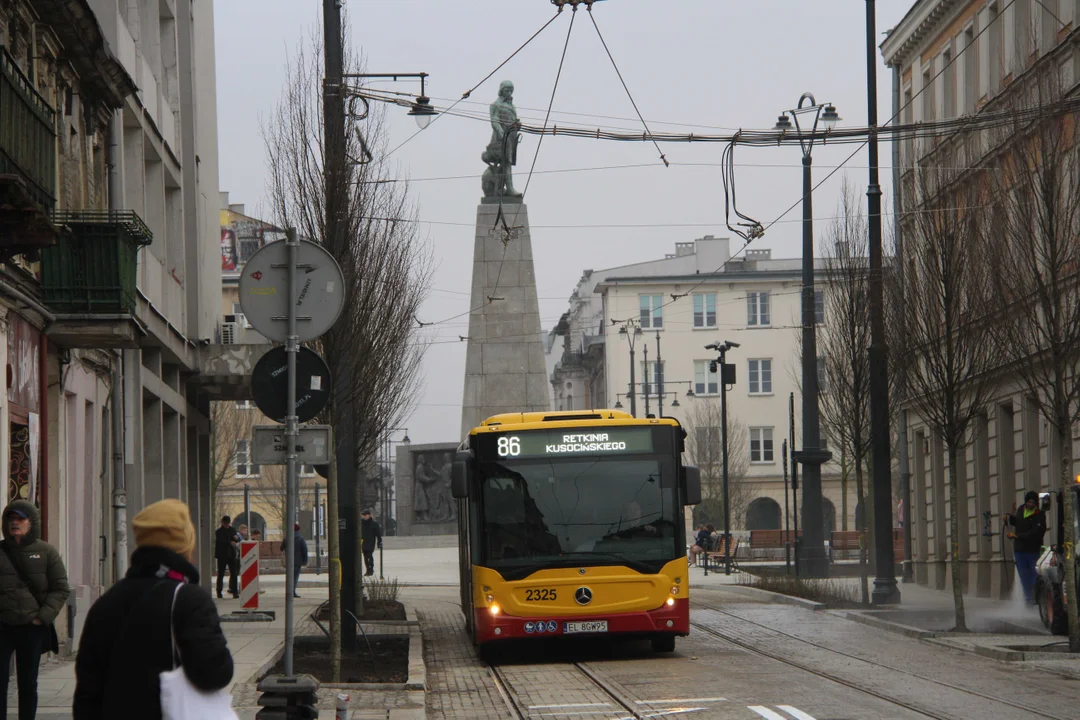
left=240, top=540, right=259, bottom=609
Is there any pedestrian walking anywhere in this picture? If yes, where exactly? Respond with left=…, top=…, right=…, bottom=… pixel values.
left=360, top=510, right=383, bottom=577
left=73, top=499, right=234, bottom=720
left=214, top=516, right=241, bottom=599
left=1004, top=490, right=1047, bottom=605
left=280, top=523, right=308, bottom=598
left=0, top=500, right=70, bottom=720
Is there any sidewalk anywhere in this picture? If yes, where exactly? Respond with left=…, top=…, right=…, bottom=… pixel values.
left=9, top=548, right=447, bottom=716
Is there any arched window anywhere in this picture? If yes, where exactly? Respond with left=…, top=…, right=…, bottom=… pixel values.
left=745, top=497, right=782, bottom=531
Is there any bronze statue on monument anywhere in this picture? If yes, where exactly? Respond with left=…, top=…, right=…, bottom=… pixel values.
left=482, top=80, right=523, bottom=202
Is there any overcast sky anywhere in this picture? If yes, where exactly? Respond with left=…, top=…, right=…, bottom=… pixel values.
left=213, top=0, right=913, bottom=445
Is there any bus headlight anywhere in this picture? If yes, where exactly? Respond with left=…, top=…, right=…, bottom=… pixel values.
left=670, top=585, right=680, bottom=595
left=666, top=597, right=675, bottom=607
left=489, top=603, right=501, bottom=616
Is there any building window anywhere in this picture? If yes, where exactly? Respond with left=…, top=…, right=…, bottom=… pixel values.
left=639, top=294, right=663, bottom=329
left=640, top=361, right=664, bottom=395
left=300, top=464, right=316, bottom=477
left=814, top=290, right=824, bottom=325
left=693, top=293, right=717, bottom=328
left=748, top=359, right=772, bottom=395
left=817, top=356, right=826, bottom=391
left=747, top=291, right=770, bottom=327
left=750, top=427, right=774, bottom=463
left=694, top=360, right=719, bottom=396
left=695, top=427, right=720, bottom=459
left=235, top=440, right=259, bottom=477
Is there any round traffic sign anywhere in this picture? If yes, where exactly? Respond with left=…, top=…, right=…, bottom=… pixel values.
left=239, top=240, right=345, bottom=343
left=251, top=346, right=333, bottom=424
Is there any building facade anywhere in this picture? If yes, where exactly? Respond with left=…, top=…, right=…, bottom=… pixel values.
left=547, top=235, right=856, bottom=536
left=0, top=0, right=225, bottom=651
left=882, top=0, right=1080, bottom=597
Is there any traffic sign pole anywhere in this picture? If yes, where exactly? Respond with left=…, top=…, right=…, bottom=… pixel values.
left=284, top=227, right=299, bottom=677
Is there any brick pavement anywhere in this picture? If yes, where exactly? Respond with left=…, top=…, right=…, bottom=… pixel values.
left=417, top=600, right=510, bottom=719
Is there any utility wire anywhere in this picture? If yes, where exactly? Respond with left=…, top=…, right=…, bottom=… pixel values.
left=587, top=5, right=667, bottom=166
left=383, top=8, right=564, bottom=160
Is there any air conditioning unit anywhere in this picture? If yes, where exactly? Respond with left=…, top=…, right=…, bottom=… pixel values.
left=222, top=322, right=238, bottom=345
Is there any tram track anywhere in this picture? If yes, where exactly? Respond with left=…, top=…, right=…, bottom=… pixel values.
left=489, top=661, right=646, bottom=720
left=691, top=601, right=1075, bottom=720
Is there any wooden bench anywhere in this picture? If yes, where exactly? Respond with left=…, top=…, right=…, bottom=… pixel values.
left=704, top=537, right=741, bottom=572
left=829, top=530, right=865, bottom=562
left=748, top=530, right=800, bottom=559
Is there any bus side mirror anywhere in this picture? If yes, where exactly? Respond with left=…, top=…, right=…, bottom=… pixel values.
left=681, top=466, right=701, bottom=506
left=451, top=461, right=469, bottom=499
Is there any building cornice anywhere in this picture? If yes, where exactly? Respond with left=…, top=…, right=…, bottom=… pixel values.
left=881, top=0, right=966, bottom=68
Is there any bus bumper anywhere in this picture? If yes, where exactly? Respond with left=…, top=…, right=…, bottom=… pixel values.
left=473, top=597, right=689, bottom=645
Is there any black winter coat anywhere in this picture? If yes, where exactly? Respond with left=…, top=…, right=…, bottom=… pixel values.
left=1006, top=507, right=1047, bottom=554
left=361, top=518, right=383, bottom=550
left=214, top=525, right=241, bottom=561
left=73, top=546, right=234, bottom=720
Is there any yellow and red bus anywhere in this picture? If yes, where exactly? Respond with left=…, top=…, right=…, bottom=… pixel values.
left=450, top=410, right=701, bottom=653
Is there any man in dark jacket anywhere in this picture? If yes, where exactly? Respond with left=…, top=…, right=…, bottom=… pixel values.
left=0, top=500, right=69, bottom=720
left=360, top=510, right=383, bottom=577
left=214, top=515, right=241, bottom=599
left=1005, top=490, right=1048, bottom=605
left=280, top=523, right=308, bottom=598
left=74, top=499, right=233, bottom=720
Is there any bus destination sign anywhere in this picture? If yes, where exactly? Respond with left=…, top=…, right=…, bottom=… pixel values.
left=484, top=427, right=654, bottom=459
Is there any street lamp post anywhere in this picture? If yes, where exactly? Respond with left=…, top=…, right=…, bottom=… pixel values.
left=775, top=93, right=838, bottom=578
left=618, top=323, right=643, bottom=417
left=655, top=331, right=665, bottom=417
left=706, top=341, right=739, bottom=575
left=865, top=0, right=900, bottom=605
left=642, top=343, right=651, bottom=417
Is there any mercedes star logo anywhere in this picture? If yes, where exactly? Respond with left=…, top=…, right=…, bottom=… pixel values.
left=574, top=587, right=593, bottom=605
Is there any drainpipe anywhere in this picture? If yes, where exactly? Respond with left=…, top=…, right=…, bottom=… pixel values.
left=111, top=358, right=127, bottom=581
left=107, top=114, right=122, bottom=209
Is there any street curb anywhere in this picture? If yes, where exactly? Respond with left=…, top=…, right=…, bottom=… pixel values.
left=843, top=611, right=936, bottom=639
left=248, top=644, right=286, bottom=685
left=717, top=584, right=826, bottom=611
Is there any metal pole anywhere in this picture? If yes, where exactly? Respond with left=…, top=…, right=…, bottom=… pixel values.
left=111, top=360, right=127, bottom=582
left=866, top=0, right=900, bottom=604
left=721, top=349, right=731, bottom=575
left=284, top=226, right=299, bottom=676
left=656, top=332, right=664, bottom=417
left=783, top=439, right=791, bottom=573
left=798, top=143, right=828, bottom=578
left=629, top=342, right=637, bottom=418
left=315, top=482, right=322, bottom=573
left=790, top=392, right=800, bottom=577
left=244, top=484, right=251, bottom=539
left=643, top=344, right=651, bottom=417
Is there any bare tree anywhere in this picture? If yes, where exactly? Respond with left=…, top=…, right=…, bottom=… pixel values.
left=683, top=399, right=751, bottom=531
left=898, top=157, right=997, bottom=632
left=818, top=182, right=873, bottom=603
left=262, top=25, right=432, bottom=675
left=209, top=402, right=255, bottom=518
left=986, top=69, right=1080, bottom=651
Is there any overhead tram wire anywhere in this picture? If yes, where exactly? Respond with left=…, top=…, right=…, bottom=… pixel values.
left=383, top=8, right=565, bottom=161
left=587, top=4, right=668, bottom=167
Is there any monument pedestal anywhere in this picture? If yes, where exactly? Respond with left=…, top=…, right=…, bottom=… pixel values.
left=461, top=202, right=550, bottom=437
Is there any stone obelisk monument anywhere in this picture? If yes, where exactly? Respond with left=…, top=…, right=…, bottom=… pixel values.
left=461, top=81, right=550, bottom=437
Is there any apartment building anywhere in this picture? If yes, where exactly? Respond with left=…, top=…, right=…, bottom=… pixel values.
left=882, top=0, right=1080, bottom=597
left=547, top=236, right=856, bottom=535
left=0, top=0, right=224, bottom=650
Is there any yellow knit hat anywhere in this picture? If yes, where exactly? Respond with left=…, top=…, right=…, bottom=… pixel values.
left=132, top=499, right=197, bottom=556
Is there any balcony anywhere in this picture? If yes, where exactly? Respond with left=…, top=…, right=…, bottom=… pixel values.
left=42, top=210, right=153, bottom=348
left=0, top=46, right=58, bottom=258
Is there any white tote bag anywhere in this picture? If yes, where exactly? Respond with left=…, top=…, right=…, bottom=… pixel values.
left=159, top=582, right=239, bottom=720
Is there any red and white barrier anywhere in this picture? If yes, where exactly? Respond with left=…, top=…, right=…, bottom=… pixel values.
left=240, top=540, right=259, bottom=609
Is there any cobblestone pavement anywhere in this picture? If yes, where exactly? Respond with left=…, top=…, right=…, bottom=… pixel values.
left=421, top=585, right=1080, bottom=720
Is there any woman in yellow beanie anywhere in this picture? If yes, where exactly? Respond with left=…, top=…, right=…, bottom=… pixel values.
left=72, top=499, right=234, bottom=719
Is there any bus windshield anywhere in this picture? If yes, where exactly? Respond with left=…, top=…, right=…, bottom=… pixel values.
left=476, top=457, right=679, bottom=579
